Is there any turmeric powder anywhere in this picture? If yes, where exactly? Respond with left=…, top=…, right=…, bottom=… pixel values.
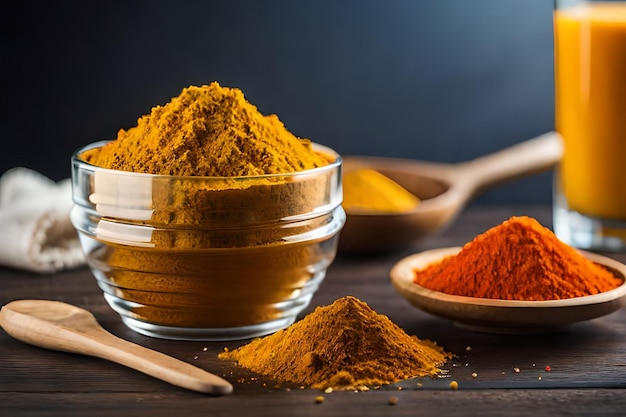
left=413, top=216, right=623, bottom=300
left=218, top=296, right=453, bottom=391
left=74, top=82, right=344, bottom=337
left=342, top=168, right=420, bottom=213
left=81, top=82, right=330, bottom=176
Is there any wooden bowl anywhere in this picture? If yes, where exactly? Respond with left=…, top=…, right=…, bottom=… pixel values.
left=390, top=247, right=626, bottom=333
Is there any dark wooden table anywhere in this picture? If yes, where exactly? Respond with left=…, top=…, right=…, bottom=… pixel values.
left=2, top=205, right=625, bottom=417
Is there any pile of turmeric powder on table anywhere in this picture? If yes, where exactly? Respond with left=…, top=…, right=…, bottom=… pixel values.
left=219, top=296, right=452, bottom=391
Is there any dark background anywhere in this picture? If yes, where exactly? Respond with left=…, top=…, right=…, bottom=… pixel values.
left=1, top=0, right=555, bottom=204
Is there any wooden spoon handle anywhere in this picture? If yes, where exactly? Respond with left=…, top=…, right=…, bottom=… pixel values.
left=86, top=330, right=233, bottom=396
left=453, top=131, right=562, bottom=196
left=0, top=305, right=232, bottom=396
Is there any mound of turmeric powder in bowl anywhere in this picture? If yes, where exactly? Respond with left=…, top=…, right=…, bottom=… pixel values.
left=413, top=216, right=623, bottom=301
left=70, top=82, right=345, bottom=340
left=80, top=83, right=332, bottom=176
left=342, top=168, right=420, bottom=213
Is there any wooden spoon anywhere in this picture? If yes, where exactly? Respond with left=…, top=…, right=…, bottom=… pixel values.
left=0, top=299, right=233, bottom=396
left=339, top=131, right=562, bottom=253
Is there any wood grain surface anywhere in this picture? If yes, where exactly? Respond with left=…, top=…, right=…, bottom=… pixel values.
left=2, top=205, right=625, bottom=417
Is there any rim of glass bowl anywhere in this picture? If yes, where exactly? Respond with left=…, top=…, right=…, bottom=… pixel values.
left=71, top=140, right=343, bottom=181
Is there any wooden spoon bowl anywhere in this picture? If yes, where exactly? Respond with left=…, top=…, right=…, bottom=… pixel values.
left=338, top=132, right=563, bottom=254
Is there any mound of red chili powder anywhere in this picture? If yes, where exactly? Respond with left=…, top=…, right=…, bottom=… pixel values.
left=413, top=216, right=623, bottom=301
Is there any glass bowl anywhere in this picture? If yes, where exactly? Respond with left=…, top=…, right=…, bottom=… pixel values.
left=70, top=141, right=345, bottom=341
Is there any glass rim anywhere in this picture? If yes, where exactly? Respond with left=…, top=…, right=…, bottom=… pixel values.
left=71, top=140, right=343, bottom=181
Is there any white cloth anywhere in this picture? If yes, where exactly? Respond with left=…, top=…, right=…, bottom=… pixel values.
left=0, top=167, right=85, bottom=273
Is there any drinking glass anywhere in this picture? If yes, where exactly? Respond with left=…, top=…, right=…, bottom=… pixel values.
left=553, top=0, right=626, bottom=252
